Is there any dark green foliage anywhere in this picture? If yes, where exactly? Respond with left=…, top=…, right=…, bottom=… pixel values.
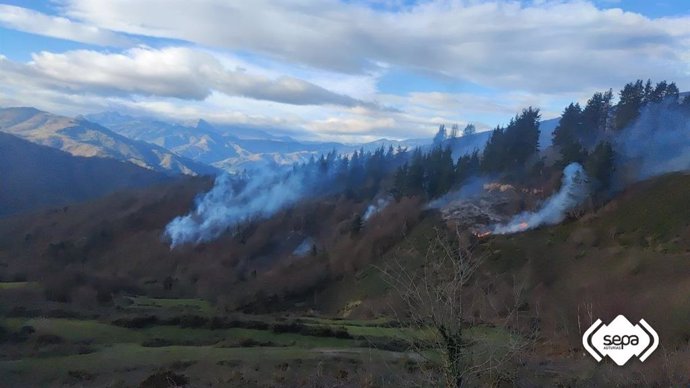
left=552, top=103, right=586, bottom=165
left=425, top=146, right=455, bottom=198
left=480, top=126, right=506, bottom=174
left=581, top=89, right=612, bottom=145
left=481, top=107, right=541, bottom=173
left=455, top=150, right=480, bottom=184
left=666, top=82, right=680, bottom=101
left=615, top=79, right=679, bottom=131
left=585, top=142, right=615, bottom=192
left=614, top=80, right=645, bottom=131
left=392, top=146, right=456, bottom=198
left=462, top=124, right=476, bottom=136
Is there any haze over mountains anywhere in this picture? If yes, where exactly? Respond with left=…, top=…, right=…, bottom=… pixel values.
left=1, top=104, right=553, bottom=179
left=0, top=103, right=560, bottom=219
left=0, top=131, right=171, bottom=216
left=0, top=107, right=216, bottom=176
left=85, top=111, right=428, bottom=172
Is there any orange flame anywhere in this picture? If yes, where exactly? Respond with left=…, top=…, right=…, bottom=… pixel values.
left=518, top=222, right=529, bottom=230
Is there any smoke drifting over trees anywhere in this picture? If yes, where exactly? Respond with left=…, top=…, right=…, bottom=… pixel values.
left=165, top=147, right=406, bottom=247
left=166, top=78, right=690, bottom=245
left=615, top=99, right=690, bottom=182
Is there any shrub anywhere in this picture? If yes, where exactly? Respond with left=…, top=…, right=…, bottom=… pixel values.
left=112, top=315, right=159, bottom=328
left=139, top=370, right=189, bottom=388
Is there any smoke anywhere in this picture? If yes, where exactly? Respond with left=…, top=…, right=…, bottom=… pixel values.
left=165, top=168, right=307, bottom=247
left=426, top=176, right=488, bottom=209
left=363, top=196, right=392, bottom=221
left=491, top=163, right=590, bottom=234
left=615, top=101, right=690, bottom=182
left=293, top=237, right=315, bottom=256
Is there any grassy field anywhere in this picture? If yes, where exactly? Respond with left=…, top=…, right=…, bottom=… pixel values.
left=0, top=294, right=429, bottom=386
left=0, top=281, right=39, bottom=290
left=0, top=290, right=526, bottom=387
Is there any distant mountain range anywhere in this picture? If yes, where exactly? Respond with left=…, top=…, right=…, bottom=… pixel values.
left=0, top=106, right=556, bottom=178
left=0, top=107, right=216, bottom=176
left=0, top=131, right=172, bottom=216
left=85, top=111, right=428, bottom=172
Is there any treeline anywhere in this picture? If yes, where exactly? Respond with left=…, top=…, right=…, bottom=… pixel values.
left=390, top=78, right=687, bottom=201
left=553, top=79, right=687, bottom=191
left=285, top=145, right=408, bottom=199
left=392, top=107, right=541, bottom=199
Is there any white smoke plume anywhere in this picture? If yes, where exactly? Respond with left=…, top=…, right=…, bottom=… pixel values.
left=292, top=237, right=315, bottom=256
left=363, top=196, right=392, bottom=222
left=165, top=169, right=307, bottom=247
left=615, top=100, right=690, bottom=182
left=491, top=163, right=590, bottom=234
left=425, top=176, right=488, bottom=209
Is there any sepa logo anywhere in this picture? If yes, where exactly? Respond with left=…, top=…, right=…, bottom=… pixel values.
left=582, top=315, right=659, bottom=366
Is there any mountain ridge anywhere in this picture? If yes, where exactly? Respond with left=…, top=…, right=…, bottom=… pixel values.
left=0, top=107, right=217, bottom=176
left=0, top=131, right=174, bottom=216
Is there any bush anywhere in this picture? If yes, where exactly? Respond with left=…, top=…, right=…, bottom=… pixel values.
left=67, top=370, right=94, bottom=382
left=35, top=334, right=64, bottom=346
left=272, top=322, right=303, bottom=334
left=141, top=338, right=174, bottom=347
left=139, top=370, right=189, bottom=388
left=112, top=315, right=159, bottom=328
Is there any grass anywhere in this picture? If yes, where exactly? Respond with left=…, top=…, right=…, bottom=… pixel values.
left=0, top=281, right=39, bottom=290
left=298, top=316, right=393, bottom=327
left=1, top=317, right=358, bottom=348
left=124, top=296, right=215, bottom=315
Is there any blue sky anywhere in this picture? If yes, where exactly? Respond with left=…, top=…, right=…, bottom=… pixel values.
left=1, top=0, right=689, bottom=141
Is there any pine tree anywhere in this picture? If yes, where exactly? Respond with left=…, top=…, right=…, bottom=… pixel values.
left=666, top=82, right=680, bottom=101
left=426, top=146, right=455, bottom=197
left=405, top=148, right=425, bottom=195
left=585, top=142, right=615, bottom=193
left=642, top=79, right=653, bottom=104
left=481, top=126, right=506, bottom=173
left=433, top=124, right=447, bottom=146
left=392, top=163, right=408, bottom=199
left=553, top=103, right=586, bottom=165
left=614, top=80, right=644, bottom=130
left=650, top=81, right=668, bottom=103
left=462, top=124, right=476, bottom=136
left=455, top=150, right=480, bottom=184
left=450, top=124, right=459, bottom=139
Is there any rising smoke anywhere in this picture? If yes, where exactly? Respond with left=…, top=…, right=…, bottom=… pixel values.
left=615, top=100, right=690, bottom=183
left=425, top=176, right=488, bottom=209
left=362, top=197, right=392, bottom=221
left=165, top=168, right=309, bottom=247
left=491, top=163, right=590, bottom=234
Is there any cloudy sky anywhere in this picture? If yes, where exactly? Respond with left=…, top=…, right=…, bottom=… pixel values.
left=1, top=0, right=689, bottom=142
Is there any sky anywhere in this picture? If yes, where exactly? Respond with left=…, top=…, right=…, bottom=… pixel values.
left=0, top=0, right=689, bottom=142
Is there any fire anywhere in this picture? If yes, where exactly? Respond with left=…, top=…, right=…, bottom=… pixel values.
left=475, top=230, right=492, bottom=238
left=518, top=222, right=529, bottom=230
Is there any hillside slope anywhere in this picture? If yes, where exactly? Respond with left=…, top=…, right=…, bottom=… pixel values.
left=0, top=107, right=217, bottom=176
left=0, top=170, right=688, bottom=385
left=0, top=132, right=174, bottom=216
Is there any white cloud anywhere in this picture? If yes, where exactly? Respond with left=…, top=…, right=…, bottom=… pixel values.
left=60, top=0, right=690, bottom=93
left=0, top=5, right=131, bottom=47
left=1, top=47, right=369, bottom=107
left=2, top=1, right=690, bottom=142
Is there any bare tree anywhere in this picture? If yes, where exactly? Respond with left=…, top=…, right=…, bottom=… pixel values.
left=379, top=228, right=530, bottom=387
